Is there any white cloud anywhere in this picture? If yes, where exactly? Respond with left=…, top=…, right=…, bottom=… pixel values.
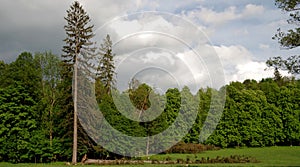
left=0, top=0, right=295, bottom=89
left=97, top=12, right=208, bottom=55
left=259, top=44, right=270, bottom=49
left=182, top=6, right=238, bottom=26
left=114, top=51, right=198, bottom=92
left=233, top=61, right=272, bottom=82
left=101, top=9, right=284, bottom=91
left=214, top=45, right=252, bottom=65
left=214, top=45, right=277, bottom=83
left=181, top=4, right=264, bottom=26
left=243, top=4, right=264, bottom=17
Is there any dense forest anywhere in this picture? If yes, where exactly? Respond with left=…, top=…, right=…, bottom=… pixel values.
left=0, top=51, right=299, bottom=163
left=1, top=0, right=300, bottom=164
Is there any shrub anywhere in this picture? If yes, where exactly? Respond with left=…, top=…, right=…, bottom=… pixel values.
left=164, top=142, right=220, bottom=154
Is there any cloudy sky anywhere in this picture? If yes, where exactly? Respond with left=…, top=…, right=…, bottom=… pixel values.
left=0, top=0, right=298, bottom=91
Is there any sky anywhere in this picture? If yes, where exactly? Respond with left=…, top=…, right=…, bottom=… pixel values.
left=0, top=0, right=298, bottom=91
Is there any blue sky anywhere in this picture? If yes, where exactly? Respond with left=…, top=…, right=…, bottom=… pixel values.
left=0, top=0, right=298, bottom=89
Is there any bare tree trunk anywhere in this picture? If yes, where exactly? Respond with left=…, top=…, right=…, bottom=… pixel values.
left=49, top=102, right=53, bottom=147
left=138, top=109, right=143, bottom=120
left=146, top=136, right=150, bottom=156
left=81, top=154, right=87, bottom=164
left=72, top=61, right=78, bottom=164
left=49, top=97, right=55, bottom=147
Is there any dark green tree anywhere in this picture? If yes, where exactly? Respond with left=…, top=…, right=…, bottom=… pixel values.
left=8, top=52, right=41, bottom=100
left=0, top=52, right=45, bottom=163
left=278, top=85, right=300, bottom=145
left=180, top=86, right=198, bottom=143
left=0, top=60, right=8, bottom=88
left=97, top=34, right=116, bottom=95
left=149, top=88, right=181, bottom=154
left=0, top=83, right=37, bottom=163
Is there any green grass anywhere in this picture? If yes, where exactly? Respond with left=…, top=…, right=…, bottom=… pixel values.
left=0, top=146, right=299, bottom=167
left=150, top=146, right=300, bottom=166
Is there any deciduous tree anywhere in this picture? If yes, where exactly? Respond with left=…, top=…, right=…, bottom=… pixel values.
left=268, top=0, right=300, bottom=75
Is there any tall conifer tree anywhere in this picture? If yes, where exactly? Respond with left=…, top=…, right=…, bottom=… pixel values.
left=62, top=1, right=94, bottom=164
left=97, top=34, right=116, bottom=94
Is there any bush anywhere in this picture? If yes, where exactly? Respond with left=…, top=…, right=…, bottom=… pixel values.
left=164, top=142, right=219, bottom=154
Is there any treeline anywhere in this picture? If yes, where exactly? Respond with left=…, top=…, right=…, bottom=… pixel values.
left=0, top=51, right=300, bottom=163
left=106, top=76, right=300, bottom=149
left=205, top=78, right=300, bottom=147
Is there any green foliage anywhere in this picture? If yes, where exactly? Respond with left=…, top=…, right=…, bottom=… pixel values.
left=273, top=0, right=300, bottom=49
left=62, top=1, right=94, bottom=66
left=97, top=34, right=116, bottom=94
left=266, top=56, right=300, bottom=75
left=206, top=79, right=300, bottom=148
left=268, top=0, right=300, bottom=75
left=129, top=82, right=152, bottom=113
left=0, top=61, right=8, bottom=88
left=0, top=83, right=37, bottom=163
left=0, top=51, right=300, bottom=163
left=0, top=50, right=300, bottom=162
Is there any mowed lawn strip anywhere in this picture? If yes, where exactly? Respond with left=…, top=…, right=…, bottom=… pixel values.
left=150, top=146, right=300, bottom=166
left=0, top=147, right=299, bottom=167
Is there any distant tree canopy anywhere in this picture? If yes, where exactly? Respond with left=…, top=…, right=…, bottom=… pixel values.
left=129, top=81, right=152, bottom=113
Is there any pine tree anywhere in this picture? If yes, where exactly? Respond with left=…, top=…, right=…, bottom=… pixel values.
left=62, top=1, right=95, bottom=164
left=97, top=34, right=116, bottom=94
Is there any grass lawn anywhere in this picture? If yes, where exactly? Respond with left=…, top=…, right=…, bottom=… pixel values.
left=0, top=146, right=299, bottom=167
left=150, top=146, right=300, bottom=166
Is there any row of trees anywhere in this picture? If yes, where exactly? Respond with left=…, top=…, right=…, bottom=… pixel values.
left=205, top=78, right=300, bottom=147
left=1, top=50, right=299, bottom=162
left=102, top=78, right=300, bottom=149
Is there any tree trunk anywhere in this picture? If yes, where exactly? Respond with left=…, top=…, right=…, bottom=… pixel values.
left=146, top=136, right=150, bottom=156
left=81, top=154, right=87, bottom=164
left=72, top=61, right=78, bottom=164
left=49, top=97, right=55, bottom=147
